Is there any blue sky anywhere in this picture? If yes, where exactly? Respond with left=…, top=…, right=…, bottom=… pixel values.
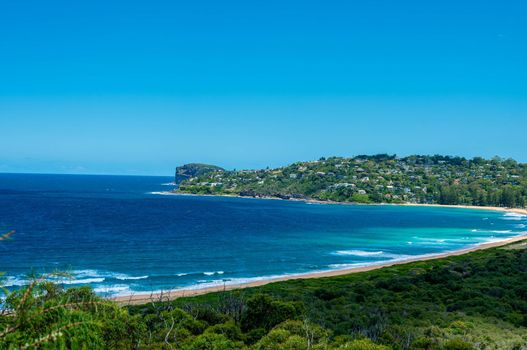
left=1, top=1, right=526, bottom=175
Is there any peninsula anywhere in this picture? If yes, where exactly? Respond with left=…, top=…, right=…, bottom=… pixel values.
left=173, top=154, right=527, bottom=209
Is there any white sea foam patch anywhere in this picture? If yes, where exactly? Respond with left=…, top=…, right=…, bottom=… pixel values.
left=501, top=213, right=527, bottom=221
left=332, top=250, right=408, bottom=260
left=3, top=276, right=29, bottom=287
left=58, top=278, right=105, bottom=285
left=3, top=275, right=105, bottom=287
left=333, top=250, right=385, bottom=257
left=115, top=275, right=148, bottom=281
left=93, top=285, right=131, bottom=296
left=203, top=271, right=225, bottom=276
left=73, top=269, right=149, bottom=281
left=471, top=229, right=512, bottom=234
left=328, top=262, right=371, bottom=269
left=3, top=270, right=150, bottom=288
left=73, top=269, right=103, bottom=278
left=478, top=236, right=507, bottom=244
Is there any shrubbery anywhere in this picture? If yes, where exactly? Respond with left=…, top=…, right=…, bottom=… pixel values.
left=2, top=244, right=526, bottom=349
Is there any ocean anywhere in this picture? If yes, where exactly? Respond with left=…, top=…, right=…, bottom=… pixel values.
left=0, top=173, right=525, bottom=297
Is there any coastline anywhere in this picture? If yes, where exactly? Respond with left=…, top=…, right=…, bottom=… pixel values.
left=152, top=191, right=527, bottom=216
left=112, top=233, right=527, bottom=306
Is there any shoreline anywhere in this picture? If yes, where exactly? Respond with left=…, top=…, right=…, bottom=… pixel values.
left=112, top=233, right=527, bottom=306
left=152, top=191, right=527, bottom=216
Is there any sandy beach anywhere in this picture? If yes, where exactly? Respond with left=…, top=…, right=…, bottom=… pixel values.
left=113, top=232, right=527, bottom=306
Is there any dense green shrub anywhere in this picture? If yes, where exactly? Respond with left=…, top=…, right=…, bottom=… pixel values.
left=2, top=243, right=526, bottom=349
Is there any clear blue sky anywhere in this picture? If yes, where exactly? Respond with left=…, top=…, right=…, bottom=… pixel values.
left=1, top=1, right=526, bottom=175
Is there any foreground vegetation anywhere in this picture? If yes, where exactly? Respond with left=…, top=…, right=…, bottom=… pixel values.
left=2, top=241, right=527, bottom=349
left=176, top=155, right=527, bottom=208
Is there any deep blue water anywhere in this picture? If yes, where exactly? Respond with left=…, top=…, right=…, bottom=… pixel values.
left=0, top=173, right=525, bottom=297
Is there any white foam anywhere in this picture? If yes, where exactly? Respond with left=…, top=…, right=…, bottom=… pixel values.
left=73, top=269, right=149, bottom=281
left=333, top=250, right=385, bottom=257
left=56, top=278, right=105, bottom=285
left=93, top=285, right=131, bottom=296
left=471, top=229, right=513, bottom=234
left=73, top=269, right=103, bottom=278
left=3, top=276, right=29, bottom=287
left=501, top=213, right=527, bottom=221
left=176, top=273, right=188, bottom=277
left=4, top=275, right=106, bottom=286
left=328, top=262, right=370, bottom=269
left=115, top=275, right=148, bottom=281
left=333, top=249, right=411, bottom=260
left=203, top=271, right=224, bottom=276
left=411, top=238, right=449, bottom=246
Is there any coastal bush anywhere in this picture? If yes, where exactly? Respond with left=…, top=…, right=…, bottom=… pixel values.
left=183, top=333, right=246, bottom=350
left=251, top=320, right=330, bottom=350
left=2, top=241, right=526, bottom=349
left=0, top=277, right=144, bottom=349
left=335, top=338, right=391, bottom=350
left=240, top=294, right=300, bottom=332
left=442, top=338, right=474, bottom=350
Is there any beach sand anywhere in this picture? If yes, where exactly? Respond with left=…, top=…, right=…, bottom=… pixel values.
left=113, top=232, right=527, bottom=306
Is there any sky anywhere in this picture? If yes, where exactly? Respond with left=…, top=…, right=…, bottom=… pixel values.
left=1, top=1, right=526, bottom=175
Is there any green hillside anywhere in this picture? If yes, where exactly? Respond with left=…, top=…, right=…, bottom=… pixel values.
left=176, top=155, right=527, bottom=208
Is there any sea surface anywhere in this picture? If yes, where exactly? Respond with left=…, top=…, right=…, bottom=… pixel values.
left=0, top=173, right=525, bottom=297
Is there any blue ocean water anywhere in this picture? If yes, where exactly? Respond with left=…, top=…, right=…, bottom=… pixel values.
left=0, top=173, right=525, bottom=297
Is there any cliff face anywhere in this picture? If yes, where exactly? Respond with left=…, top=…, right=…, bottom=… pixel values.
left=175, top=163, right=224, bottom=184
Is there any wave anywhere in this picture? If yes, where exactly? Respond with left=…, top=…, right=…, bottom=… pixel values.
left=470, top=229, right=512, bottom=234
left=203, top=271, right=225, bottom=276
left=3, top=276, right=29, bottom=287
left=74, top=269, right=149, bottom=281
left=333, top=250, right=385, bottom=257
left=73, top=269, right=103, bottom=278
left=328, top=262, right=371, bottom=269
left=2, top=269, right=149, bottom=288
left=411, top=238, right=451, bottom=246
left=3, top=276, right=105, bottom=287
left=501, top=213, right=527, bottom=221
left=93, top=285, right=131, bottom=296
left=55, top=277, right=106, bottom=285
left=115, top=275, right=148, bottom=281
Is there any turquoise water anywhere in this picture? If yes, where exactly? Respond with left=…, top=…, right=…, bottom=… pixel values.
left=0, top=173, right=525, bottom=297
